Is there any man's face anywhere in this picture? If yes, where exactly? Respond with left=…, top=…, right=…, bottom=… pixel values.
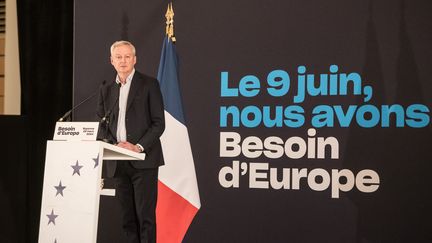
left=110, top=44, right=137, bottom=76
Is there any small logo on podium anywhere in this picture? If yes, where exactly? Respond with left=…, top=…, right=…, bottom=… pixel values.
left=53, top=122, right=99, bottom=141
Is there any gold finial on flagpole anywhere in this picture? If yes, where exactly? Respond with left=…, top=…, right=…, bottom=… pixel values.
left=165, top=2, right=176, bottom=42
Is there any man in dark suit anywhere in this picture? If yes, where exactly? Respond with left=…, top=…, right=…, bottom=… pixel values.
left=97, top=40, right=165, bottom=243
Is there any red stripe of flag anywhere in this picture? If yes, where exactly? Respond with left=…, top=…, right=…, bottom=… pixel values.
left=156, top=181, right=199, bottom=243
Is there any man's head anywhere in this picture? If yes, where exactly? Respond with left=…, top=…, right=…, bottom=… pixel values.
left=110, top=40, right=137, bottom=77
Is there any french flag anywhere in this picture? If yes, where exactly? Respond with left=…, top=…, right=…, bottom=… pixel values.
left=156, top=35, right=201, bottom=243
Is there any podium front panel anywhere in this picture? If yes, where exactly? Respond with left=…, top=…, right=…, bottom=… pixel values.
left=38, top=141, right=103, bottom=243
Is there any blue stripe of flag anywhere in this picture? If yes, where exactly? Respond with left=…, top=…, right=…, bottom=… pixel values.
left=157, top=36, right=185, bottom=125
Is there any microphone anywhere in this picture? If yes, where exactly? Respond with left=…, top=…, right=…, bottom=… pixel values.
left=58, top=80, right=107, bottom=122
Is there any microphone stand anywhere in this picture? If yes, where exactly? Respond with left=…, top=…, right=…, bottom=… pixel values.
left=58, top=80, right=107, bottom=122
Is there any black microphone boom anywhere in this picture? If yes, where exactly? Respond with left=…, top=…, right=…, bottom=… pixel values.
left=58, top=80, right=107, bottom=122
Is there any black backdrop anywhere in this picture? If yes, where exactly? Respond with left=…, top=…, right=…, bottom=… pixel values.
left=73, top=0, right=432, bottom=243
left=2, top=0, right=430, bottom=243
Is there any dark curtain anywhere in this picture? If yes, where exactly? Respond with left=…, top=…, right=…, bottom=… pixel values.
left=17, top=0, right=73, bottom=242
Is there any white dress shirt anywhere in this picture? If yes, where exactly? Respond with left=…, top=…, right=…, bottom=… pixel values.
left=116, top=69, right=135, bottom=142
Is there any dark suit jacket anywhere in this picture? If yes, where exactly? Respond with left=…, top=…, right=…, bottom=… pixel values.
left=97, top=71, right=165, bottom=177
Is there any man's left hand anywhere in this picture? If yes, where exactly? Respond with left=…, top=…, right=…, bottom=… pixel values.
left=117, top=141, right=141, bottom=153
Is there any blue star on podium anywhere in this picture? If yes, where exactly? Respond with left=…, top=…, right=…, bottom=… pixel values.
left=71, top=160, right=83, bottom=176
left=54, top=181, right=66, bottom=197
left=93, top=154, right=100, bottom=168
left=47, top=209, right=58, bottom=225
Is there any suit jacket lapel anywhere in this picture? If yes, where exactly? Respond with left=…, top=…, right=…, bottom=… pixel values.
left=126, top=72, right=141, bottom=112
left=109, top=83, right=120, bottom=139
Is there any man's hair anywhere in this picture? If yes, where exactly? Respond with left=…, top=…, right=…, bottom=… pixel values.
left=110, top=40, right=136, bottom=56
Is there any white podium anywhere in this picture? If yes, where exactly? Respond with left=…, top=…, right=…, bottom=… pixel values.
left=38, top=140, right=145, bottom=243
